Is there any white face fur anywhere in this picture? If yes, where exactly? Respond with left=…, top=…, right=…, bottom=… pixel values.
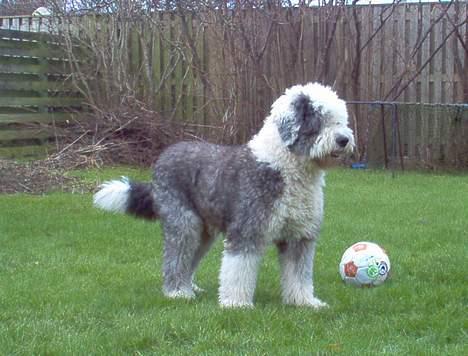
left=274, top=83, right=354, bottom=159
left=249, top=82, right=355, bottom=169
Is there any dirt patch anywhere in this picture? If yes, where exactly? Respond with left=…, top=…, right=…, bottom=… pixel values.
left=0, top=157, right=93, bottom=194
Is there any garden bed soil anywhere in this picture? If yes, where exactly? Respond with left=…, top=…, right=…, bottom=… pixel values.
left=0, top=158, right=92, bottom=194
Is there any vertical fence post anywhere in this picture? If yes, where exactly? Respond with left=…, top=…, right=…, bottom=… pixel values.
left=38, top=33, right=49, bottom=114
left=380, top=104, right=389, bottom=169
left=391, top=104, right=405, bottom=171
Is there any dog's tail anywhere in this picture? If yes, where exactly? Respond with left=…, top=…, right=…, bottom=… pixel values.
left=93, top=177, right=158, bottom=220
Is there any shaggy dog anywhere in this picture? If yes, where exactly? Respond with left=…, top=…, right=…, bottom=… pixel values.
left=93, top=83, right=354, bottom=308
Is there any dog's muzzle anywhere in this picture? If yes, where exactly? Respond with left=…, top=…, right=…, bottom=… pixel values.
left=336, top=135, right=350, bottom=148
left=332, top=133, right=355, bottom=158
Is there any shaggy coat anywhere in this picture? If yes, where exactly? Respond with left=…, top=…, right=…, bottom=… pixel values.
left=94, top=83, right=354, bottom=308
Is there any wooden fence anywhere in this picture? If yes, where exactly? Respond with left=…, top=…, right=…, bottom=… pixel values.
left=350, top=102, right=468, bottom=169
left=0, top=23, right=83, bottom=158
left=337, top=2, right=468, bottom=168
left=0, top=2, right=466, bottom=167
left=111, top=2, right=467, bottom=168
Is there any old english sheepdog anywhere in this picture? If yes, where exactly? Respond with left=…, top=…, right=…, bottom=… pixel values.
left=93, top=83, right=354, bottom=308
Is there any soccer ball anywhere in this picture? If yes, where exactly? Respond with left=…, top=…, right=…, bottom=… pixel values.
left=339, top=241, right=391, bottom=287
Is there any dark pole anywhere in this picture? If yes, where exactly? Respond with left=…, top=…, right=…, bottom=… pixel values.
left=381, top=104, right=389, bottom=169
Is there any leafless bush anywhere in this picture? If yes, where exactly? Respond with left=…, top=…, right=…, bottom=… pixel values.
left=40, top=0, right=465, bottom=167
left=43, top=1, right=196, bottom=163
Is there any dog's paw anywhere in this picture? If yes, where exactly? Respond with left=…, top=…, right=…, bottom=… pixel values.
left=305, top=297, right=329, bottom=309
left=192, top=282, right=205, bottom=294
left=219, top=299, right=254, bottom=308
left=283, top=292, right=329, bottom=309
left=164, top=289, right=196, bottom=300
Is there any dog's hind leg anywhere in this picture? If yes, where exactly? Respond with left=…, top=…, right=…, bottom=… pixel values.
left=161, top=210, right=204, bottom=299
left=276, top=238, right=328, bottom=308
left=190, top=226, right=217, bottom=293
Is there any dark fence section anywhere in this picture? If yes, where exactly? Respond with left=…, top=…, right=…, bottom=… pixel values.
left=348, top=102, right=468, bottom=170
left=0, top=28, right=83, bottom=158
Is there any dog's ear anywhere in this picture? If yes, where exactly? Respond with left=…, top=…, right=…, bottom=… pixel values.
left=294, top=93, right=321, bottom=136
left=278, top=93, right=321, bottom=147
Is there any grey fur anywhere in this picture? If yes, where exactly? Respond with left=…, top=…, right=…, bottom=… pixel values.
left=276, top=92, right=324, bottom=158
left=152, top=143, right=284, bottom=297
left=94, top=82, right=354, bottom=307
left=127, top=182, right=158, bottom=219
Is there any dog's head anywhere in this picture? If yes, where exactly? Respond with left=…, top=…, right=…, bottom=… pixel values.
left=270, top=83, right=354, bottom=165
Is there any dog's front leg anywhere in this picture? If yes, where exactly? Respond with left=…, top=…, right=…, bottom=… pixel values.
left=218, top=246, right=263, bottom=308
left=276, top=238, right=328, bottom=308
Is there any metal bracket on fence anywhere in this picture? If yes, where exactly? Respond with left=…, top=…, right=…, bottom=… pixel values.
left=347, top=101, right=468, bottom=109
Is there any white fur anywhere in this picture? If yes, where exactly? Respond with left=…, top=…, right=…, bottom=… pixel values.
left=281, top=261, right=328, bottom=308
left=248, top=108, right=325, bottom=242
left=93, top=177, right=130, bottom=213
left=218, top=252, right=262, bottom=308
left=248, top=118, right=290, bottom=171
left=247, top=82, right=354, bottom=308
left=164, top=289, right=196, bottom=299
left=279, top=241, right=328, bottom=308
left=272, top=83, right=349, bottom=126
left=94, top=83, right=351, bottom=309
left=249, top=83, right=354, bottom=165
left=248, top=83, right=353, bottom=242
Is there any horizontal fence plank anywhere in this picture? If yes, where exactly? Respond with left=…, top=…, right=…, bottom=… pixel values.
left=0, top=37, right=78, bottom=56
left=0, top=97, right=83, bottom=107
left=0, top=80, right=76, bottom=91
left=0, top=89, right=42, bottom=97
left=0, top=45, right=65, bottom=59
left=0, top=55, right=39, bottom=65
left=0, top=106, right=40, bottom=114
left=0, top=62, right=45, bottom=74
left=0, top=144, right=55, bottom=159
left=0, top=128, right=55, bottom=142
left=0, top=28, right=60, bottom=42
left=0, top=38, right=41, bottom=50
left=0, top=72, right=40, bottom=80
left=0, top=54, right=72, bottom=65
left=0, top=72, right=71, bottom=81
left=0, top=62, right=69, bottom=74
left=0, top=112, right=75, bottom=123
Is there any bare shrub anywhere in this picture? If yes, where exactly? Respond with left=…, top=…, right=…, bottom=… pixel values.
left=41, top=0, right=465, bottom=168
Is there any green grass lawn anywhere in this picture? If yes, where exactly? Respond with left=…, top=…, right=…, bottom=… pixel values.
left=0, top=168, right=466, bottom=355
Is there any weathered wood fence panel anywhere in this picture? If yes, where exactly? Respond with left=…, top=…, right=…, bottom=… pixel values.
left=0, top=3, right=466, bottom=167
left=135, top=13, right=206, bottom=124
left=0, top=26, right=83, bottom=158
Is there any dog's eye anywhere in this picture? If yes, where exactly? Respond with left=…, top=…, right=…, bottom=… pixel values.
left=300, top=121, right=320, bottom=136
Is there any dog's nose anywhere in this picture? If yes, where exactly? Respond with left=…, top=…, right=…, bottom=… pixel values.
left=336, top=135, right=349, bottom=148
